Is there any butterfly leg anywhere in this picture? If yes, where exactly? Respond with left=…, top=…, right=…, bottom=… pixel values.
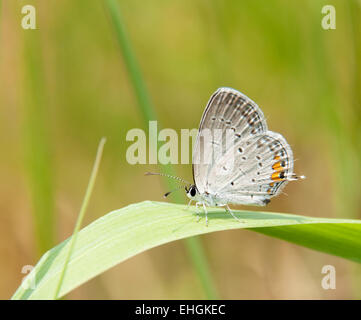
left=187, top=200, right=193, bottom=210
left=195, top=202, right=202, bottom=222
left=225, top=204, right=244, bottom=223
left=202, top=203, right=209, bottom=226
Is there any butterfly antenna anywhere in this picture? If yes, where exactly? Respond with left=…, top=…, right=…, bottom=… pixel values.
left=145, top=172, right=191, bottom=185
left=163, top=184, right=187, bottom=198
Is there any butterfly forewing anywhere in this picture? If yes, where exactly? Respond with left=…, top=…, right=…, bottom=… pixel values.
left=193, top=87, right=268, bottom=194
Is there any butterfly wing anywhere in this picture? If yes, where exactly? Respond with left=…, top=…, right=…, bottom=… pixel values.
left=193, top=87, right=300, bottom=206
left=192, top=87, right=268, bottom=194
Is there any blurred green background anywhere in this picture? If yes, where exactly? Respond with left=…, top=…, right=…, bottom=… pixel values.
left=1, top=0, right=361, bottom=299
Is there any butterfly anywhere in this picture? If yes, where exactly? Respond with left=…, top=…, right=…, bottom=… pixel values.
left=147, top=87, right=305, bottom=225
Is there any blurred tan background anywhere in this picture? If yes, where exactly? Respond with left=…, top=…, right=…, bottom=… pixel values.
left=1, top=0, right=361, bottom=299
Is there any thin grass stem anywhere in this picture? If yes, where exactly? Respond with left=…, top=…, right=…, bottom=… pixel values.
left=54, top=137, right=106, bottom=299
left=22, top=19, right=55, bottom=255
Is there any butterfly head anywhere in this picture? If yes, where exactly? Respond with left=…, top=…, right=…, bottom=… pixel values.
left=185, top=184, right=200, bottom=200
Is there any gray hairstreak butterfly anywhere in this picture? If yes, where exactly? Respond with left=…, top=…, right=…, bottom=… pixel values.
left=147, top=87, right=305, bottom=225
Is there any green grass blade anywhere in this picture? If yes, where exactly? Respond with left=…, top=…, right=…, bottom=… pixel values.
left=11, top=201, right=361, bottom=300
left=104, top=0, right=218, bottom=299
left=54, top=138, right=106, bottom=299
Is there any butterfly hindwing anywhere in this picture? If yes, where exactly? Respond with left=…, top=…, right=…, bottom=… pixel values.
left=208, top=131, right=294, bottom=205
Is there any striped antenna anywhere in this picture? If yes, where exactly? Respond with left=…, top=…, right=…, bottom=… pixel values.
left=163, top=184, right=187, bottom=198
left=145, top=172, right=191, bottom=185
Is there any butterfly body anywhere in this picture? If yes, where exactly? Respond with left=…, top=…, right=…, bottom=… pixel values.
left=186, top=183, right=270, bottom=207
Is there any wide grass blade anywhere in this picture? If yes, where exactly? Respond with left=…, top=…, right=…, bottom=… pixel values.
left=12, top=201, right=361, bottom=300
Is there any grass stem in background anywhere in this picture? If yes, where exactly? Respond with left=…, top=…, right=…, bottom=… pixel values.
left=22, top=22, right=55, bottom=255
left=104, top=0, right=218, bottom=299
left=54, top=138, right=106, bottom=299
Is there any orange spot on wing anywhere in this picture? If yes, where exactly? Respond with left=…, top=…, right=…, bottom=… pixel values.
left=271, top=171, right=284, bottom=182
left=272, top=161, right=282, bottom=171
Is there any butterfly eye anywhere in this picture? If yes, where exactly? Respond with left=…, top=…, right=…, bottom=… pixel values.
left=190, top=186, right=196, bottom=197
